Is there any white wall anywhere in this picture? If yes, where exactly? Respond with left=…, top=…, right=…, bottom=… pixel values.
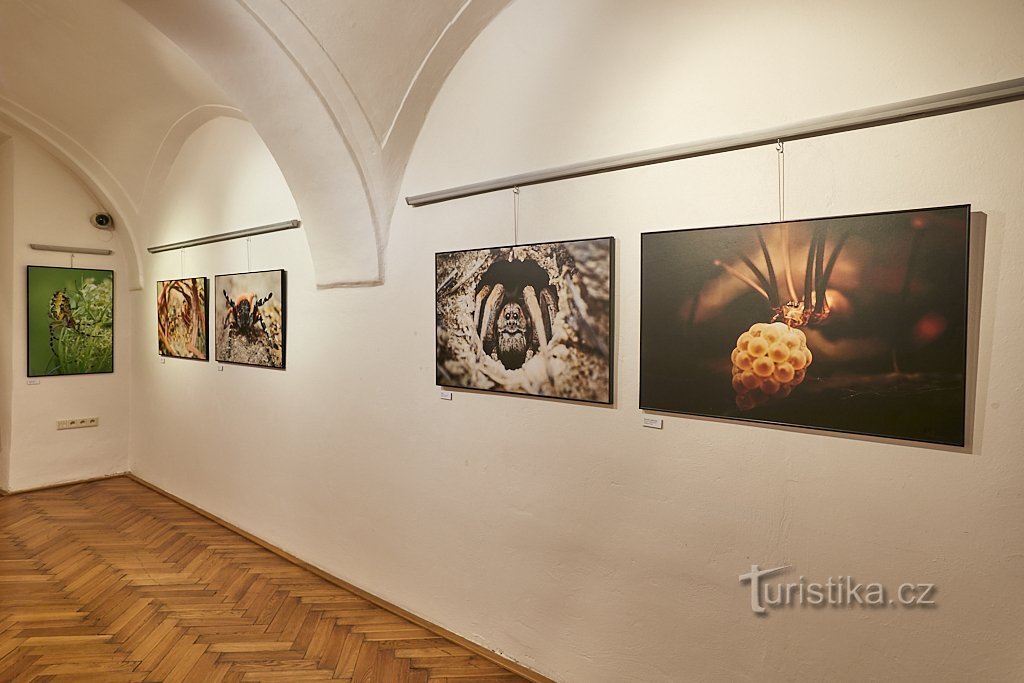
left=0, top=136, right=13, bottom=488
left=130, top=1, right=1024, bottom=681
left=3, top=132, right=132, bottom=491
left=129, top=115, right=307, bottom=506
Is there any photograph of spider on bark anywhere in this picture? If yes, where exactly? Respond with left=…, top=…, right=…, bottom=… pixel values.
left=215, top=269, right=286, bottom=369
left=436, top=237, right=613, bottom=403
left=157, top=277, right=208, bottom=360
left=640, top=205, right=970, bottom=446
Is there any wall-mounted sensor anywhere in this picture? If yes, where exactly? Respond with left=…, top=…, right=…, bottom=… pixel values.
left=91, top=212, right=114, bottom=230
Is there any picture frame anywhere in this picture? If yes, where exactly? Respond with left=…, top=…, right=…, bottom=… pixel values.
left=436, top=237, right=614, bottom=404
left=27, top=266, right=115, bottom=377
left=214, top=269, right=286, bottom=369
left=157, top=277, right=209, bottom=361
left=640, top=205, right=971, bottom=446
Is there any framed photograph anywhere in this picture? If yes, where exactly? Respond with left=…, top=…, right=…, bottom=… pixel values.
left=640, top=205, right=970, bottom=446
left=27, top=266, right=114, bottom=377
left=436, top=237, right=614, bottom=403
left=157, top=277, right=209, bottom=360
left=214, top=269, right=286, bottom=369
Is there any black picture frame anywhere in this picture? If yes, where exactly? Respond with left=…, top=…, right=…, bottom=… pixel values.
left=157, top=277, right=210, bottom=361
left=214, top=269, right=287, bottom=369
left=27, top=265, right=115, bottom=377
left=436, top=236, right=614, bottom=404
left=640, top=205, right=971, bottom=446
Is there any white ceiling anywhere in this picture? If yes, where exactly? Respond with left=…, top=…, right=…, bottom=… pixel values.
left=0, top=0, right=511, bottom=287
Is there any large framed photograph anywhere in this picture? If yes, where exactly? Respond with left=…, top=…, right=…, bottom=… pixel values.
left=641, top=205, right=970, bottom=446
left=27, top=266, right=114, bottom=377
left=436, top=237, right=614, bottom=403
left=215, top=269, right=286, bottom=369
left=157, top=277, right=209, bottom=360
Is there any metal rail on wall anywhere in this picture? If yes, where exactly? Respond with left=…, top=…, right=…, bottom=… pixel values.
left=30, top=244, right=113, bottom=256
left=405, top=77, right=1024, bottom=207
left=147, top=220, right=302, bottom=253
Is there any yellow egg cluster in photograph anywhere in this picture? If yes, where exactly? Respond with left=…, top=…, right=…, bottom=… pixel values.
left=730, top=321, right=812, bottom=410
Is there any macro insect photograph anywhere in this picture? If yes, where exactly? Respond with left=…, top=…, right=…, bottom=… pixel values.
left=157, top=277, right=209, bottom=360
left=214, top=269, right=286, bottom=369
left=640, top=205, right=971, bottom=446
left=435, top=237, right=613, bottom=403
left=27, top=266, right=114, bottom=377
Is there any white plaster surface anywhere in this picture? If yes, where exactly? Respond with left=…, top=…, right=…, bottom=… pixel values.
left=0, top=136, right=13, bottom=488
left=9, top=0, right=1024, bottom=680
left=1, top=131, right=132, bottom=491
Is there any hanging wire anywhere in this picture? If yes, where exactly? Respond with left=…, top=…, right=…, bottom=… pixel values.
left=776, top=139, right=798, bottom=302
left=180, top=248, right=184, bottom=278
left=70, top=252, right=75, bottom=268
left=246, top=237, right=253, bottom=271
left=512, top=186, right=521, bottom=246
left=776, top=139, right=785, bottom=221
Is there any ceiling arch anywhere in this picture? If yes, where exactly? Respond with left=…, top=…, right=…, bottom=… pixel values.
left=0, top=0, right=510, bottom=287
left=0, top=94, right=144, bottom=289
left=0, top=0, right=238, bottom=289
left=128, top=0, right=512, bottom=286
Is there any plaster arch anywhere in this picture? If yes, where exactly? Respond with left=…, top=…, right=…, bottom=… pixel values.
left=128, top=0, right=511, bottom=287
left=141, top=105, right=250, bottom=218
left=0, top=99, right=144, bottom=290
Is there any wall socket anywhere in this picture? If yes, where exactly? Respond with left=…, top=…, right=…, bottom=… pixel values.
left=57, top=417, right=99, bottom=430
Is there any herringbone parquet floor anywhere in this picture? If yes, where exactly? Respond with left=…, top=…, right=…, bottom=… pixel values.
left=0, top=477, right=530, bottom=682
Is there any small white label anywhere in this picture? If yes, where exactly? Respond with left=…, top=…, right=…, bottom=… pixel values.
left=160, top=357, right=166, bottom=364
left=26, top=379, right=40, bottom=385
left=642, top=416, right=664, bottom=429
left=439, top=390, right=453, bottom=401
left=218, top=365, right=225, bottom=372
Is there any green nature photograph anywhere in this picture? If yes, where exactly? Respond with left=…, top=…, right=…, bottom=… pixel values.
left=27, top=266, right=114, bottom=377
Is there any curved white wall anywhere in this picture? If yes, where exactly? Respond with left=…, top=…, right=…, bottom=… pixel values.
left=0, top=136, right=12, bottom=486
left=0, top=129, right=133, bottom=491
left=131, top=1, right=1024, bottom=681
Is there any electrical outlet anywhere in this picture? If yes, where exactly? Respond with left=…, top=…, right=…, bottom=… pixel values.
left=57, top=417, right=99, bottom=430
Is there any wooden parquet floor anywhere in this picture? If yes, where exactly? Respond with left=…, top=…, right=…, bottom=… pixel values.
left=0, top=477, right=530, bottom=683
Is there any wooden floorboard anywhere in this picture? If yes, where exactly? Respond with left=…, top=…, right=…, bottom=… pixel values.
left=0, top=478, right=530, bottom=682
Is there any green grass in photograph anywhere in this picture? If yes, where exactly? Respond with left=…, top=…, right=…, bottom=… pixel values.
left=28, top=267, right=114, bottom=376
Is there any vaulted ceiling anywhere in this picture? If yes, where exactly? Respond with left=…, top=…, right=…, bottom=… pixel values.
left=0, top=0, right=511, bottom=287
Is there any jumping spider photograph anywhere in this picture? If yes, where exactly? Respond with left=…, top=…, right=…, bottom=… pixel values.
left=215, top=270, right=286, bottom=369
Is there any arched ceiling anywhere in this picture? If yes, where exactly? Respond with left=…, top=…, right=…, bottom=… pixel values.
left=0, top=0, right=511, bottom=287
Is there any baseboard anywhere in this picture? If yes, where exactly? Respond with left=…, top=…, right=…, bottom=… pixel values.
left=126, top=473, right=557, bottom=683
left=1, top=471, right=129, bottom=496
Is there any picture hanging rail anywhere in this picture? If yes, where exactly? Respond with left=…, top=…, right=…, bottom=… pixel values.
left=146, top=219, right=301, bottom=253
left=405, top=77, right=1024, bottom=206
left=30, top=244, right=113, bottom=256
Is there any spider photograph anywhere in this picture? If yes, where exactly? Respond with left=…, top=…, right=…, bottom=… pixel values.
left=214, top=269, right=286, bottom=369
left=640, top=205, right=971, bottom=446
left=157, top=277, right=208, bottom=360
left=436, top=237, right=613, bottom=403
left=27, top=266, right=114, bottom=377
